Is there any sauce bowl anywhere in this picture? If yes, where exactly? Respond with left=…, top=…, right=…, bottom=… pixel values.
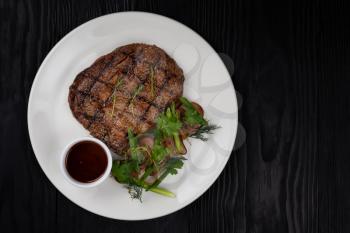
left=60, top=137, right=112, bottom=188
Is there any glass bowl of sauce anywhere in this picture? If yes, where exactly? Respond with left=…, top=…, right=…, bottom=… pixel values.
left=60, top=137, right=112, bottom=188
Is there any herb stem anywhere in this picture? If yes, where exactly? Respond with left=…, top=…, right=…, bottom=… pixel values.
left=150, top=66, right=155, bottom=98
left=173, top=132, right=183, bottom=153
left=110, top=79, right=124, bottom=117
left=149, top=170, right=170, bottom=189
left=149, top=187, right=175, bottom=198
left=140, top=166, right=154, bottom=183
left=131, top=85, right=144, bottom=103
left=134, top=180, right=175, bottom=198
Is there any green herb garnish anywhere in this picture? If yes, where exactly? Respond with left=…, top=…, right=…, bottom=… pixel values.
left=156, top=103, right=184, bottom=153
left=152, top=141, right=169, bottom=162
left=128, top=129, right=144, bottom=163
left=126, top=184, right=143, bottom=202
left=147, top=186, right=176, bottom=198
left=149, top=157, right=185, bottom=189
left=131, top=85, right=144, bottom=104
left=149, top=66, right=155, bottom=98
left=111, top=160, right=138, bottom=184
left=129, top=84, right=144, bottom=115
left=180, top=97, right=207, bottom=126
left=110, top=79, right=124, bottom=117
left=111, top=97, right=219, bottom=202
left=190, top=124, right=221, bottom=141
left=112, top=159, right=175, bottom=202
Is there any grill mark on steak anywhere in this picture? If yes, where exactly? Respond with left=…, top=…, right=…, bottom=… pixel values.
left=69, top=44, right=184, bottom=155
left=122, top=50, right=165, bottom=123
left=70, top=47, right=140, bottom=131
left=124, top=64, right=183, bottom=128
left=126, top=65, right=167, bottom=125
left=69, top=51, right=118, bottom=114
left=97, top=55, right=131, bottom=85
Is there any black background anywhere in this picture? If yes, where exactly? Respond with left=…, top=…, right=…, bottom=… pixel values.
left=1, top=0, right=350, bottom=232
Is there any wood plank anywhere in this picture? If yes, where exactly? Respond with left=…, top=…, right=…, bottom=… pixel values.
left=1, top=0, right=350, bottom=232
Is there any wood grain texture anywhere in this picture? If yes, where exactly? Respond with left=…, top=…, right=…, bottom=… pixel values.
left=1, top=0, right=350, bottom=232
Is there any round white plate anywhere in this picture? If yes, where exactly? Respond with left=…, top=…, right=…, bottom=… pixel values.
left=28, top=12, right=238, bottom=220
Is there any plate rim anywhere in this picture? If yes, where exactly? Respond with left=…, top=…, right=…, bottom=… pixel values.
left=27, top=11, right=238, bottom=220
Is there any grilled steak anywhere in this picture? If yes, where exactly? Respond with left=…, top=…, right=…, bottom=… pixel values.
left=68, top=43, right=184, bottom=155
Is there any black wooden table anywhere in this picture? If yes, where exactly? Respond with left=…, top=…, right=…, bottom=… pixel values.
left=1, top=0, right=350, bottom=232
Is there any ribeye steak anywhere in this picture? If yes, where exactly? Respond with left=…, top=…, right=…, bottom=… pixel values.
left=68, top=43, right=184, bottom=155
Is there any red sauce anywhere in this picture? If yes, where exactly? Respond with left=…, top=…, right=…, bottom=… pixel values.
left=65, top=141, right=108, bottom=183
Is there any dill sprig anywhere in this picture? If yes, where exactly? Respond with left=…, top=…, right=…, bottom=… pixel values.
left=126, top=184, right=143, bottom=202
left=190, top=124, right=221, bottom=141
left=110, top=79, right=124, bottom=117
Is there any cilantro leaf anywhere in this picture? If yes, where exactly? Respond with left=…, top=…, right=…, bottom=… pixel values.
left=156, top=104, right=182, bottom=137
left=180, top=97, right=207, bottom=126
left=152, top=141, right=169, bottom=162
left=156, top=103, right=184, bottom=153
left=166, top=157, right=185, bottom=175
left=111, top=160, right=137, bottom=183
left=149, top=157, right=185, bottom=189
left=128, top=128, right=144, bottom=163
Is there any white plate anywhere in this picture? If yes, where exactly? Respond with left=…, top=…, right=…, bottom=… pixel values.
left=27, top=12, right=238, bottom=220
